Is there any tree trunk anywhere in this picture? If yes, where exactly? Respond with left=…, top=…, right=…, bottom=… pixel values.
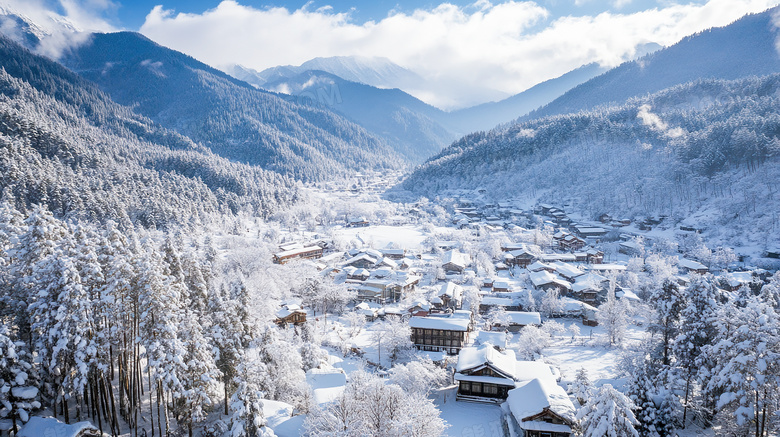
left=682, top=375, right=690, bottom=428
left=224, top=378, right=229, bottom=416
left=148, top=365, right=155, bottom=437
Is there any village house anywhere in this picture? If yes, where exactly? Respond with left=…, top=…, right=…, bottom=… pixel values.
left=504, top=311, right=542, bottom=332
left=505, top=247, right=538, bottom=268
left=409, top=311, right=473, bottom=354
left=529, top=270, right=571, bottom=293
left=272, top=245, right=324, bottom=264
left=442, top=249, right=470, bottom=273
left=678, top=257, right=709, bottom=275
left=275, top=304, right=307, bottom=327
left=433, top=282, right=464, bottom=310
left=346, top=216, right=369, bottom=227
left=492, top=281, right=510, bottom=292
left=479, top=296, right=522, bottom=314
left=504, top=378, right=576, bottom=437
left=342, top=253, right=378, bottom=269
left=454, top=343, right=559, bottom=403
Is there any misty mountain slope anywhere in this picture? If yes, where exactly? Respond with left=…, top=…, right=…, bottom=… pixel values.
left=240, top=55, right=425, bottom=91
left=402, top=74, right=780, bottom=249
left=59, top=31, right=402, bottom=181
left=0, top=34, right=297, bottom=227
left=526, top=8, right=780, bottom=121
left=263, top=70, right=458, bottom=162
left=448, top=63, right=607, bottom=133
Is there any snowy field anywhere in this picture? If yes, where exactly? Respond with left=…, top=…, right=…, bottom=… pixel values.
left=332, top=225, right=430, bottom=251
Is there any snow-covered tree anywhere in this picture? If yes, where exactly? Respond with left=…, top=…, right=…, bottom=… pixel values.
left=388, top=357, right=448, bottom=396
left=371, top=317, right=412, bottom=365
left=577, top=384, right=639, bottom=437
left=648, top=279, right=685, bottom=367
left=705, top=294, right=780, bottom=437
left=568, top=367, right=592, bottom=407
left=0, top=325, right=38, bottom=433
left=228, top=356, right=276, bottom=437
left=598, top=286, right=630, bottom=346
left=673, top=275, right=720, bottom=425
left=515, top=325, right=551, bottom=360
left=539, top=287, right=563, bottom=318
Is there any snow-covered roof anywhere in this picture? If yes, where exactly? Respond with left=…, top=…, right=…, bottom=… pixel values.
left=539, top=253, right=576, bottom=262
left=678, top=257, right=708, bottom=271
left=572, top=272, right=608, bottom=293
left=442, top=249, right=469, bottom=269
left=456, top=344, right=518, bottom=378
left=505, top=378, right=576, bottom=427
left=724, top=271, right=753, bottom=287
left=409, top=315, right=471, bottom=331
left=505, top=311, right=541, bottom=326
left=343, top=253, right=377, bottom=267
left=276, top=305, right=306, bottom=319
left=616, top=288, right=640, bottom=301
left=550, top=262, right=584, bottom=279
left=560, top=297, right=597, bottom=314
left=529, top=271, right=571, bottom=290
left=587, top=263, right=627, bottom=272
left=439, top=282, right=463, bottom=299
left=274, top=245, right=322, bottom=258
left=492, top=281, right=510, bottom=289
left=474, top=330, right=507, bottom=347
left=481, top=297, right=515, bottom=307
left=18, top=417, right=99, bottom=437
left=528, top=261, right=555, bottom=272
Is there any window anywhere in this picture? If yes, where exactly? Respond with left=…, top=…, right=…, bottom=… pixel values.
left=471, top=383, right=482, bottom=393
left=460, top=381, right=470, bottom=393
left=483, top=384, right=498, bottom=395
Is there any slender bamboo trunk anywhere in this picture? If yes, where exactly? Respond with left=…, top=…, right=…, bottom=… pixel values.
left=157, top=380, right=163, bottom=437
left=148, top=365, right=155, bottom=437
left=106, top=375, right=120, bottom=436
left=682, top=375, right=691, bottom=428
left=224, top=378, right=229, bottom=416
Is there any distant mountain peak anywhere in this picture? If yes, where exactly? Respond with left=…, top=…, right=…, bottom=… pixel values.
left=226, top=55, right=424, bottom=92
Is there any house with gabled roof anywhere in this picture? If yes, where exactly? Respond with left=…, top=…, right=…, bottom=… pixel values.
left=504, top=378, right=576, bottom=437
left=409, top=311, right=473, bottom=354
left=442, top=249, right=469, bottom=273
left=454, top=343, right=558, bottom=403
left=529, top=270, right=571, bottom=293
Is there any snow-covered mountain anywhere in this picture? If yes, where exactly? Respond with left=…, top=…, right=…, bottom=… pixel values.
left=0, top=33, right=297, bottom=226
left=262, top=70, right=458, bottom=163
left=525, top=7, right=780, bottom=121
left=448, top=63, right=608, bottom=133
left=59, top=32, right=404, bottom=181
left=234, top=55, right=425, bottom=91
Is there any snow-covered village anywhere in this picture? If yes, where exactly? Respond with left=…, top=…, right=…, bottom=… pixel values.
left=2, top=1, right=780, bottom=437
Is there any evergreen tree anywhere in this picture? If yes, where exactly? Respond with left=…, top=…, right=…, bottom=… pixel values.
left=568, top=367, right=592, bottom=407
left=577, top=384, right=639, bottom=437
left=673, top=275, right=720, bottom=426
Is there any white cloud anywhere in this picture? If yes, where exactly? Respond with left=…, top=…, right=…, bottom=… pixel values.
left=134, top=0, right=780, bottom=109
left=637, top=104, right=685, bottom=138
left=0, top=0, right=117, bottom=58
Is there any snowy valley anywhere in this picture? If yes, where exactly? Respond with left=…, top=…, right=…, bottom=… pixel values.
left=0, top=3, right=779, bottom=437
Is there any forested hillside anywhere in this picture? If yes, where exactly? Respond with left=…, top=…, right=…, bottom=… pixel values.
left=60, top=32, right=401, bottom=181
left=402, top=74, right=780, bottom=250
left=0, top=34, right=298, bottom=228
left=526, top=8, right=780, bottom=121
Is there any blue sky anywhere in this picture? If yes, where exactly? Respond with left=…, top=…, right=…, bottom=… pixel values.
left=77, top=0, right=675, bottom=31
left=14, top=0, right=780, bottom=108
